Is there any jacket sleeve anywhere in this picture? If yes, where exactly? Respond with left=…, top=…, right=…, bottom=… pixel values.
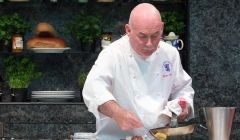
left=170, top=49, right=195, bottom=118
left=82, top=48, right=117, bottom=120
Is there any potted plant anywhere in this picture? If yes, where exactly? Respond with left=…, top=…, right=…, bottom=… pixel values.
left=3, top=56, right=42, bottom=101
left=78, top=72, right=87, bottom=101
left=65, top=11, right=102, bottom=52
left=0, top=13, right=30, bottom=52
left=161, top=11, right=185, bottom=35
left=78, top=72, right=87, bottom=89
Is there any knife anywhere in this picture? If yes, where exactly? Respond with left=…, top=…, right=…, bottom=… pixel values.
left=169, top=113, right=178, bottom=128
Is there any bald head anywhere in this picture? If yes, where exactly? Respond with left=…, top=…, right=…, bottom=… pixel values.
left=129, top=3, right=162, bottom=28
left=125, top=3, right=164, bottom=58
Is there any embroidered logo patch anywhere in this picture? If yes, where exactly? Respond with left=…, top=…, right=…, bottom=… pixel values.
left=162, top=61, right=172, bottom=77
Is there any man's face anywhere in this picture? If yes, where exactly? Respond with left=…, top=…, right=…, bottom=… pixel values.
left=126, top=22, right=163, bottom=58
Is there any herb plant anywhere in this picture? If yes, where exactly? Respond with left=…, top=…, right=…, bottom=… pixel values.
left=161, top=11, right=185, bottom=35
left=0, top=13, right=30, bottom=46
left=78, top=72, right=88, bottom=88
left=3, top=56, right=42, bottom=88
left=65, top=11, right=102, bottom=46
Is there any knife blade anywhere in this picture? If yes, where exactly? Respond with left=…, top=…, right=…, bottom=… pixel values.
left=169, top=113, right=178, bottom=128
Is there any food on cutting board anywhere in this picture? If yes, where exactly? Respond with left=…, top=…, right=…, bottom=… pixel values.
left=154, top=132, right=167, bottom=140
left=131, top=136, right=144, bottom=140
left=27, top=22, right=67, bottom=48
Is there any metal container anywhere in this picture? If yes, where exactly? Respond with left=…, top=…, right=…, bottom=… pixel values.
left=203, top=107, right=236, bottom=140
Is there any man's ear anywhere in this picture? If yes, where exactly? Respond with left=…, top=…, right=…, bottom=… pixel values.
left=125, top=24, right=131, bottom=35
left=161, top=22, right=164, bottom=35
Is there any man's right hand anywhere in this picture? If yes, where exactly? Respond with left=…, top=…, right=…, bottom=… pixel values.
left=98, top=100, right=143, bottom=131
left=112, top=106, right=143, bottom=131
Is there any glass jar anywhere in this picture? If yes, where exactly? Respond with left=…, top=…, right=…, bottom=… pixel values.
left=101, top=32, right=112, bottom=49
left=12, top=32, right=23, bottom=53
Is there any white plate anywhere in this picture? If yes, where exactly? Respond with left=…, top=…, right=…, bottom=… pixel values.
left=73, top=132, right=96, bottom=139
left=31, top=95, right=75, bottom=98
left=28, top=47, right=70, bottom=53
left=31, top=98, right=74, bottom=102
left=32, top=91, right=75, bottom=95
left=32, top=94, right=75, bottom=97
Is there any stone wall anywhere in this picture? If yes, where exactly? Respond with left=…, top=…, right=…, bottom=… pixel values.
left=189, top=0, right=240, bottom=117
left=189, top=0, right=240, bottom=139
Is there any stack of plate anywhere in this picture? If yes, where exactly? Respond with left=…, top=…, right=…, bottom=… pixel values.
left=31, top=91, right=75, bottom=102
left=72, top=132, right=96, bottom=140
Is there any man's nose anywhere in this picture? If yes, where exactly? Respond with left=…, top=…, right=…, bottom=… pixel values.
left=146, top=38, right=153, bottom=47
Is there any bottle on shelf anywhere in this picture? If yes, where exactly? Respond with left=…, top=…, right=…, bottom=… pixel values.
left=12, top=32, right=23, bottom=53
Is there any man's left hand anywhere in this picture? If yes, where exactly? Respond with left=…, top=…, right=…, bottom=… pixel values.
left=177, top=106, right=190, bottom=122
left=177, top=98, right=190, bottom=122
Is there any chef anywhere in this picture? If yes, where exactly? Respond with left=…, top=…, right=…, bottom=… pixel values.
left=82, top=3, right=194, bottom=140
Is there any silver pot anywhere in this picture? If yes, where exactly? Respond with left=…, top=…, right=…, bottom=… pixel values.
left=203, top=107, right=236, bottom=140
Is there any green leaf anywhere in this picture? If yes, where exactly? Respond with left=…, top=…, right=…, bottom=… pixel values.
left=161, top=11, right=185, bottom=35
left=3, top=56, right=42, bottom=88
left=64, top=11, right=102, bottom=46
left=0, top=13, right=30, bottom=46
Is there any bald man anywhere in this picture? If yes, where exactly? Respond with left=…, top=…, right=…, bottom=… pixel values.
left=83, top=3, right=194, bottom=140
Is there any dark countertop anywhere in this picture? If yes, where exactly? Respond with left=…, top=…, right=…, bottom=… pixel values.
left=0, top=103, right=239, bottom=139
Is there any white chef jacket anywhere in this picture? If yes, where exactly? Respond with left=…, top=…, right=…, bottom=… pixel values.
left=82, top=35, right=194, bottom=140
